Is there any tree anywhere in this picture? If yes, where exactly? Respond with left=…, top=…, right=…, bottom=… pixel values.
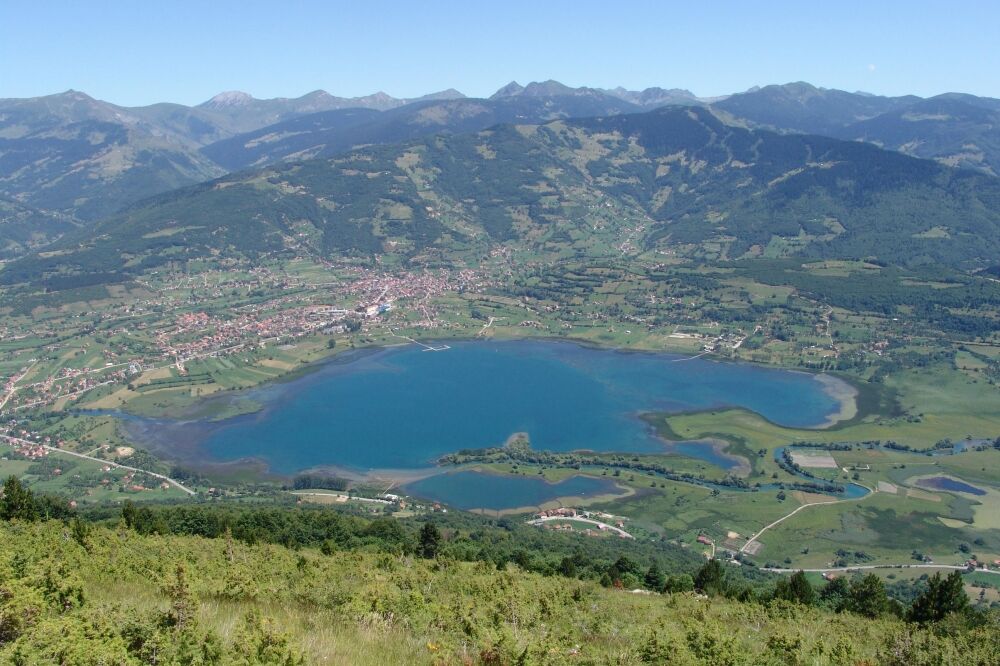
left=418, top=522, right=441, bottom=559
left=121, top=500, right=137, bottom=529
left=664, top=574, right=694, bottom=593
left=606, top=555, right=642, bottom=588
left=234, top=609, right=304, bottom=665
left=363, top=518, right=410, bottom=552
left=164, top=563, right=196, bottom=631
left=559, top=556, right=577, bottom=578
left=644, top=562, right=666, bottom=592
left=819, top=576, right=850, bottom=612
left=788, top=570, right=816, bottom=604
left=0, top=475, right=37, bottom=521
left=774, top=570, right=816, bottom=605
left=907, top=571, right=969, bottom=623
left=848, top=574, right=889, bottom=618
left=71, top=516, right=90, bottom=550
left=639, top=631, right=674, bottom=663
left=694, top=559, right=726, bottom=595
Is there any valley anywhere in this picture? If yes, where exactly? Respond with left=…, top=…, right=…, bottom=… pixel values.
left=1, top=239, right=998, bottom=581
left=2, top=21, right=1000, bottom=656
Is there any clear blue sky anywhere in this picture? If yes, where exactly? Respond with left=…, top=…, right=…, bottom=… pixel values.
left=2, top=0, right=997, bottom=106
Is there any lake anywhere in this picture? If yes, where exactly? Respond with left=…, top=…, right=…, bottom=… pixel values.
left=120, top=339, right=856, bottom=507
left=404, top=470, right=623, bottom=512
left=915, top=476, right=986, bottom=496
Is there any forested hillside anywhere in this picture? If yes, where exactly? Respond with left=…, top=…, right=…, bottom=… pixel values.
left=6, top=105, right=1000, bottom=291
left=0, top=196, right=77, bottom=259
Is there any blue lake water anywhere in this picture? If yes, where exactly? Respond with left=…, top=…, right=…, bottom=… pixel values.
left=916, top=476, right=986, bottom=496
left=665, top=441, right=743, bottom=471
left=404, top=471, right=622, bottom=511
left=124, top=339, right=850, bottom=477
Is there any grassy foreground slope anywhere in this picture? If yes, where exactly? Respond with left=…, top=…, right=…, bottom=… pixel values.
left=1, top=520, right=998, bottom=665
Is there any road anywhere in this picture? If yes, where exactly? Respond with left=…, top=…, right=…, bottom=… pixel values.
left=0, top=360, right=38, bottom=412
left=389, top=330, right=450, bottom=351
left=527, top=515, right=634, bottom=538
left=763, top=564, right=1000, bottom=576
left=670, top=350, right=713, bottom=362
left=740, top=486, right=871, bottom=554
left=0, top=433, right=195, bottom=496
left=476, top=316, right=503, bottom=337
left=290, top=491, right=391, bottom=504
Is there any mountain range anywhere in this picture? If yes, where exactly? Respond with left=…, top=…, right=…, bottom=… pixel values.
left=715, top=83, right=1000, bottom=175
left=5, top=104, right=999, bottom=294
left=1, top=81, right=999, bottom=270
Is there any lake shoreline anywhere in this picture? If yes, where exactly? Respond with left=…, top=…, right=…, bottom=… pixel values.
left=110, top=337, right=862, bottom=484
left=814, top=373, right=860, bottom=427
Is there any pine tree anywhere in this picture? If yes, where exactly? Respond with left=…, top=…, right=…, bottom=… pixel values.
left=164, top=563, right=196, bottom=631
left=775, top=570, right=816, bottom=605
left=71, top=516, right=89, bottom=550
left=121, top=500, right=137, bottom=529
left=643, top=562, right=666, bottom=592
left=418, top=522, right=441, bottom=559
left=847, top=573, right=889, bottom=618
left=0, top=475, right=37, bottom=521
left=819, top=576, right=850, bottom=612
left=694, top=559, right=726, bottom=595
left=907, top=571, right=969, bottom=623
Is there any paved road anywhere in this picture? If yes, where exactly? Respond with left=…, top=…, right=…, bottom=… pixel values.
left=763, top=564, right=1000, bottom=576
left=527, top=515, right=634, bottom=538
left=0, top=433, right=195, bottom=496
left=290, top=491, right=391, bottom=505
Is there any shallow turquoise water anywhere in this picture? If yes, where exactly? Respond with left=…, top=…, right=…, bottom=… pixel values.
left=404, top=471, right=621, bottom=511
left=128, top=339, right=847, bottom=475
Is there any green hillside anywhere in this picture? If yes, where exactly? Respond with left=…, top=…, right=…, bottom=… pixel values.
left=199, top=93, right=642, bottom=171
left=0, top=92, right=226, bottom=221
left=2, top=512, right=997, bottom=665
left=713, top=83, right=1000, bottom=177
left=713, top=82, right=920, bottom=135
left=838, top=96, right=1000, bottom=176
left=0, top=197, right=78, bottom=259
left=5, top=105, right=1000, bottom=290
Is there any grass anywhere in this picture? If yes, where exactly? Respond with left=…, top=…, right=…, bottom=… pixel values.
left=659, top=362, right=1000, bottom=454
left=9, top=520, right=995, bottom=665
left=746, top=489, right=1000, bottom=568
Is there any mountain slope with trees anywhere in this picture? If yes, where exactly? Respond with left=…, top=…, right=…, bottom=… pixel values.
left=199, top=91, right=644, bottom=171
left=5, top=105, right=1000, bottom=291
left=715, top=82, right=1000, bottom=176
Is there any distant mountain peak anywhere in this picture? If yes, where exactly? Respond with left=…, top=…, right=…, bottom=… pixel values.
left=359, top=91, right=396, bottom=104
left=491, top=80, right=596, bottom=99
left=490, top=81, right=525, bottom=99
left=419, top=88, right=466, bottom=101
left=521, top=80, right=577, bottom=97
left=300, top=89, right=334, bottom=100
left=201, top=91, right=256, bottom=108
left=61, top=89, right=95, bottom=101
left=603, top=86, right=701, bottom=108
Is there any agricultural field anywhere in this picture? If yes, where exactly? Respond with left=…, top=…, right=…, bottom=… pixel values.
left=2, top=243, right=999, bottom=583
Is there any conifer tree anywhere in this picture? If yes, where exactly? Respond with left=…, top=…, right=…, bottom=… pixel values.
left=907, top=571, right=969, bottom=623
